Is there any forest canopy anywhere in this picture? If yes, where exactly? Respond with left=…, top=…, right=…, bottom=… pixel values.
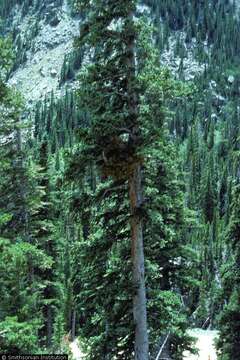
left=0, top=0, right=240, bottom=359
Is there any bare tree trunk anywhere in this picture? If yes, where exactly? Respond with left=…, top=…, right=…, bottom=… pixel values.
left=71, top=308, right=76, bottom=341
left=125, top=6, right=149, bottom=357
left=16, top=127, right=29, bottom=239
left=129, top=165, right=149, bottom=360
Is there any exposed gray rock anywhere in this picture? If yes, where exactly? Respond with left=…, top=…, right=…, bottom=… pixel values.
left=209, top=80, right=217, bottom=89
left=50, top=69, right=58, bottom=77
left=228, top=75, right=235, bottom=84
left=39, top=67, right=45, bottom=77
left=211, top=113, right=218, bottom=121
left=8, top=0, right=79, bottom=108
left=46, top=9, right=62, bottom=27
left=212, top=93, right=226, bottom=107
left=160, top=32, right=206, bottom=81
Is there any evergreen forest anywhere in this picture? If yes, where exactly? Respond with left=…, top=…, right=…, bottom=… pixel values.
left=0, top=0, right=240, bottom=359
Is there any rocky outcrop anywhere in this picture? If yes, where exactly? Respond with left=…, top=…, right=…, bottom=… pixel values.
left=8, top=0, right=79, bottom=107
left=160, top=33, right=206, bottom=81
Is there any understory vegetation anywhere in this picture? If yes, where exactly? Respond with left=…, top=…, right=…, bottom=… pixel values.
left=0, top=0, right=240, bottom=359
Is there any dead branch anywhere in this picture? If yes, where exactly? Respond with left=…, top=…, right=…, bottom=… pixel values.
left=155, top=333, right=170, bottom=360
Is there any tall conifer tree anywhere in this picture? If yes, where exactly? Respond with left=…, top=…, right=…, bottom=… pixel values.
left=74, top=1, right=149, bottom=358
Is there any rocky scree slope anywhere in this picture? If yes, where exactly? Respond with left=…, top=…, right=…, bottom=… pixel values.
left=6, top=1, right=213, bottom=110
left=6, top=0, right=237, bottom=109
left=7, top=0, right=79, bottom=107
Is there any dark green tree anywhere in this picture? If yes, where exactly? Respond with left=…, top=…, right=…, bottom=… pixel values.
left=217, top=184, right=240, bottom=360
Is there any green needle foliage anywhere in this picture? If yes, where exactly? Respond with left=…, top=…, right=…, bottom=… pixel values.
left=217, top=184, right=240, bottom=360
left=1, top=0, right=240, bottom=358
left=65, top=2, right=194, bottom=358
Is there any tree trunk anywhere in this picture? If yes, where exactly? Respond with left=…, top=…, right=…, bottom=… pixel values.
left=71, top=308, right=76, bottom=341
left=129, top=164, right=149, bottom=360
left=16, top=127, right=29, bottom=239
left=47, top=305, right=52, bottom=347
left=125, top=7, right=149, bottom=358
